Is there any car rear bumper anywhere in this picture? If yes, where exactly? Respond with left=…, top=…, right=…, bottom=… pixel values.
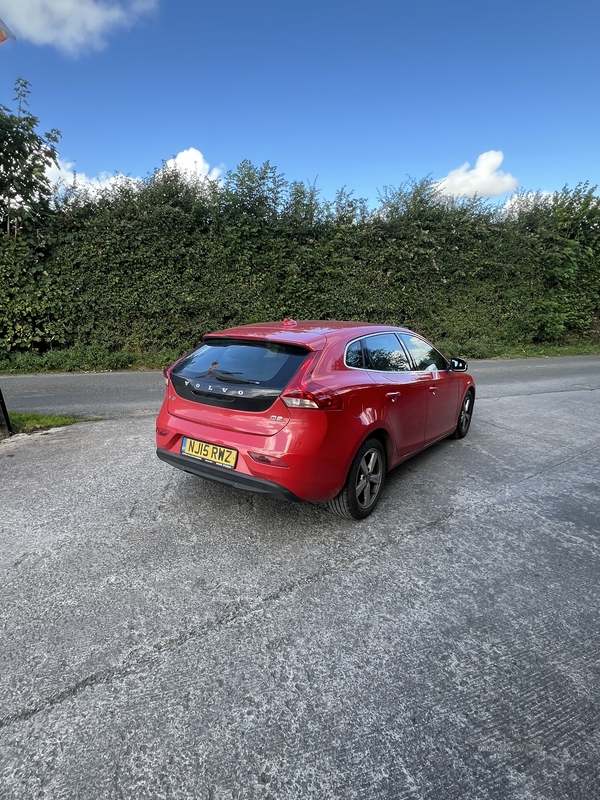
left=156, top=448, right=302, bottom=503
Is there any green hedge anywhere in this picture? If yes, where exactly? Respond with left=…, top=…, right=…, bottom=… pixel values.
left=1, top=162, right=599, bottom=359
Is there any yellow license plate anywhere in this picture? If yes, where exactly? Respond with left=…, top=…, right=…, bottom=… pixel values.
left=181, top=437, right=238, bottom=469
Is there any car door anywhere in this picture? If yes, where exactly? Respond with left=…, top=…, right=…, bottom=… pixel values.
left=360, top=333, right=428, bottom=458
left=398, top=333, right=459, bottom=443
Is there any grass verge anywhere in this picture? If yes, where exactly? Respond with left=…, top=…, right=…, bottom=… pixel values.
left=0, top=345, right=183, bottom=374
left=8, top=412, right=100, bottom=434
left=437, top=338, right=600, bottom=360
left=489, top=342, right=600, bottom=358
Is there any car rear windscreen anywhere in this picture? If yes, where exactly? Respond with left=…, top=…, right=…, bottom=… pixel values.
left=170, top=338, right=310, bottom=412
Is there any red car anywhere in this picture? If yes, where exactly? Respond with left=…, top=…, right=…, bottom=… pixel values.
left=156, top=320, right=475, bottom=519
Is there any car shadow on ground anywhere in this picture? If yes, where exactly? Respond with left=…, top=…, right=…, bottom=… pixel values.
left=160, top=434, right=468, bottom=550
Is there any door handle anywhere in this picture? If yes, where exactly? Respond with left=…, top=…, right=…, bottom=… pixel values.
left=386, top=391, right=401, bottom=402
left=428, top=386, right=437, bottom=394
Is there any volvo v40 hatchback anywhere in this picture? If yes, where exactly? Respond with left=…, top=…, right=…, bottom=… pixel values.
left=156, top=320, right=475, bottom=519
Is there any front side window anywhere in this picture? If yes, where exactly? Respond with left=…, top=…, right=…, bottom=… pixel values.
left=399, top=335, right=448, bottom=371
left=363, top=333, right=410, bottom=372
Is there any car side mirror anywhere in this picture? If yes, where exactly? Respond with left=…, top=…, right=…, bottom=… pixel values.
left=451, top=357, right=468, bottom=372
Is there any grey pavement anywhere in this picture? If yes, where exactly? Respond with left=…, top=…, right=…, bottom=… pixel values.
left=0, top=359, right=599, bottom=799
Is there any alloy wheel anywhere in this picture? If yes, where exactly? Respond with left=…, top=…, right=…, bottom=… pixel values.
left=355, top=448, right=383, bottom=509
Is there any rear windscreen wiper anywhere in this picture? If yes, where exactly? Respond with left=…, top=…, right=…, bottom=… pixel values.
left=209, top=369, right=261, bottom=385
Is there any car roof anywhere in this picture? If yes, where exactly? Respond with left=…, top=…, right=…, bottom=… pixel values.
left=204, top=320, right=413, bottom=349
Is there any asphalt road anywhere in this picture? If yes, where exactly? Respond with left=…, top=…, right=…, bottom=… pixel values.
left=1, top=369, right=165, bottom=419
left=2, top=355, right=600, bottom=418
left=1, top=358, right=599, bottom=799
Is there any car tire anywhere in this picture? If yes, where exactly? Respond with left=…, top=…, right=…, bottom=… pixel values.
left=451, top=389, right=474, bottom=439
left=328, top=437, right=386, bottom=520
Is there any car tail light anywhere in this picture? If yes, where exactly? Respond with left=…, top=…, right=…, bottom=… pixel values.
left=248, top=452, right=289, bottom=467
left=280, top=350, right=342, bottom=410
left=281, top=385, right=342, bottom=410
left=163, top=369, right=169, bottom=386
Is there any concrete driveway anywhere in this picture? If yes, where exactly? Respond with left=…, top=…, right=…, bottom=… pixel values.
left=1, top=359, right=599, bottom=799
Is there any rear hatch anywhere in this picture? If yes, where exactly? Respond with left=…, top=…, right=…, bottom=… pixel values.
left=168, top=337, right=312, bottom=435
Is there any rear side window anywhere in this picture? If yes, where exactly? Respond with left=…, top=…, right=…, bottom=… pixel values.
left=171, top=338, right=310, bottom=412
left=363, top=333, right=410, bottom=372
left=345, top=340, right=364, bottom=369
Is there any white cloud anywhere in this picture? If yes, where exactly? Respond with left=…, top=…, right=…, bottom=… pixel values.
left=436, top=150, right=518, bottom=198
left=3, top=0, right=156, bottom=55
left=163, top=148, right=222, bottom=182
left=46, top=148, right=221, bottom=193
left=47, top=156, right=133, bottom=191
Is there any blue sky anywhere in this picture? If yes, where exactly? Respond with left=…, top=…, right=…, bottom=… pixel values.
left=1, top=0, right=598, bottom=205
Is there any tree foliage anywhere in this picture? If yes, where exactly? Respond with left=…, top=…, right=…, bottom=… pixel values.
left=0, top=78, right=60, bottom=237
left=0, top=80, right=64, bottom=352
